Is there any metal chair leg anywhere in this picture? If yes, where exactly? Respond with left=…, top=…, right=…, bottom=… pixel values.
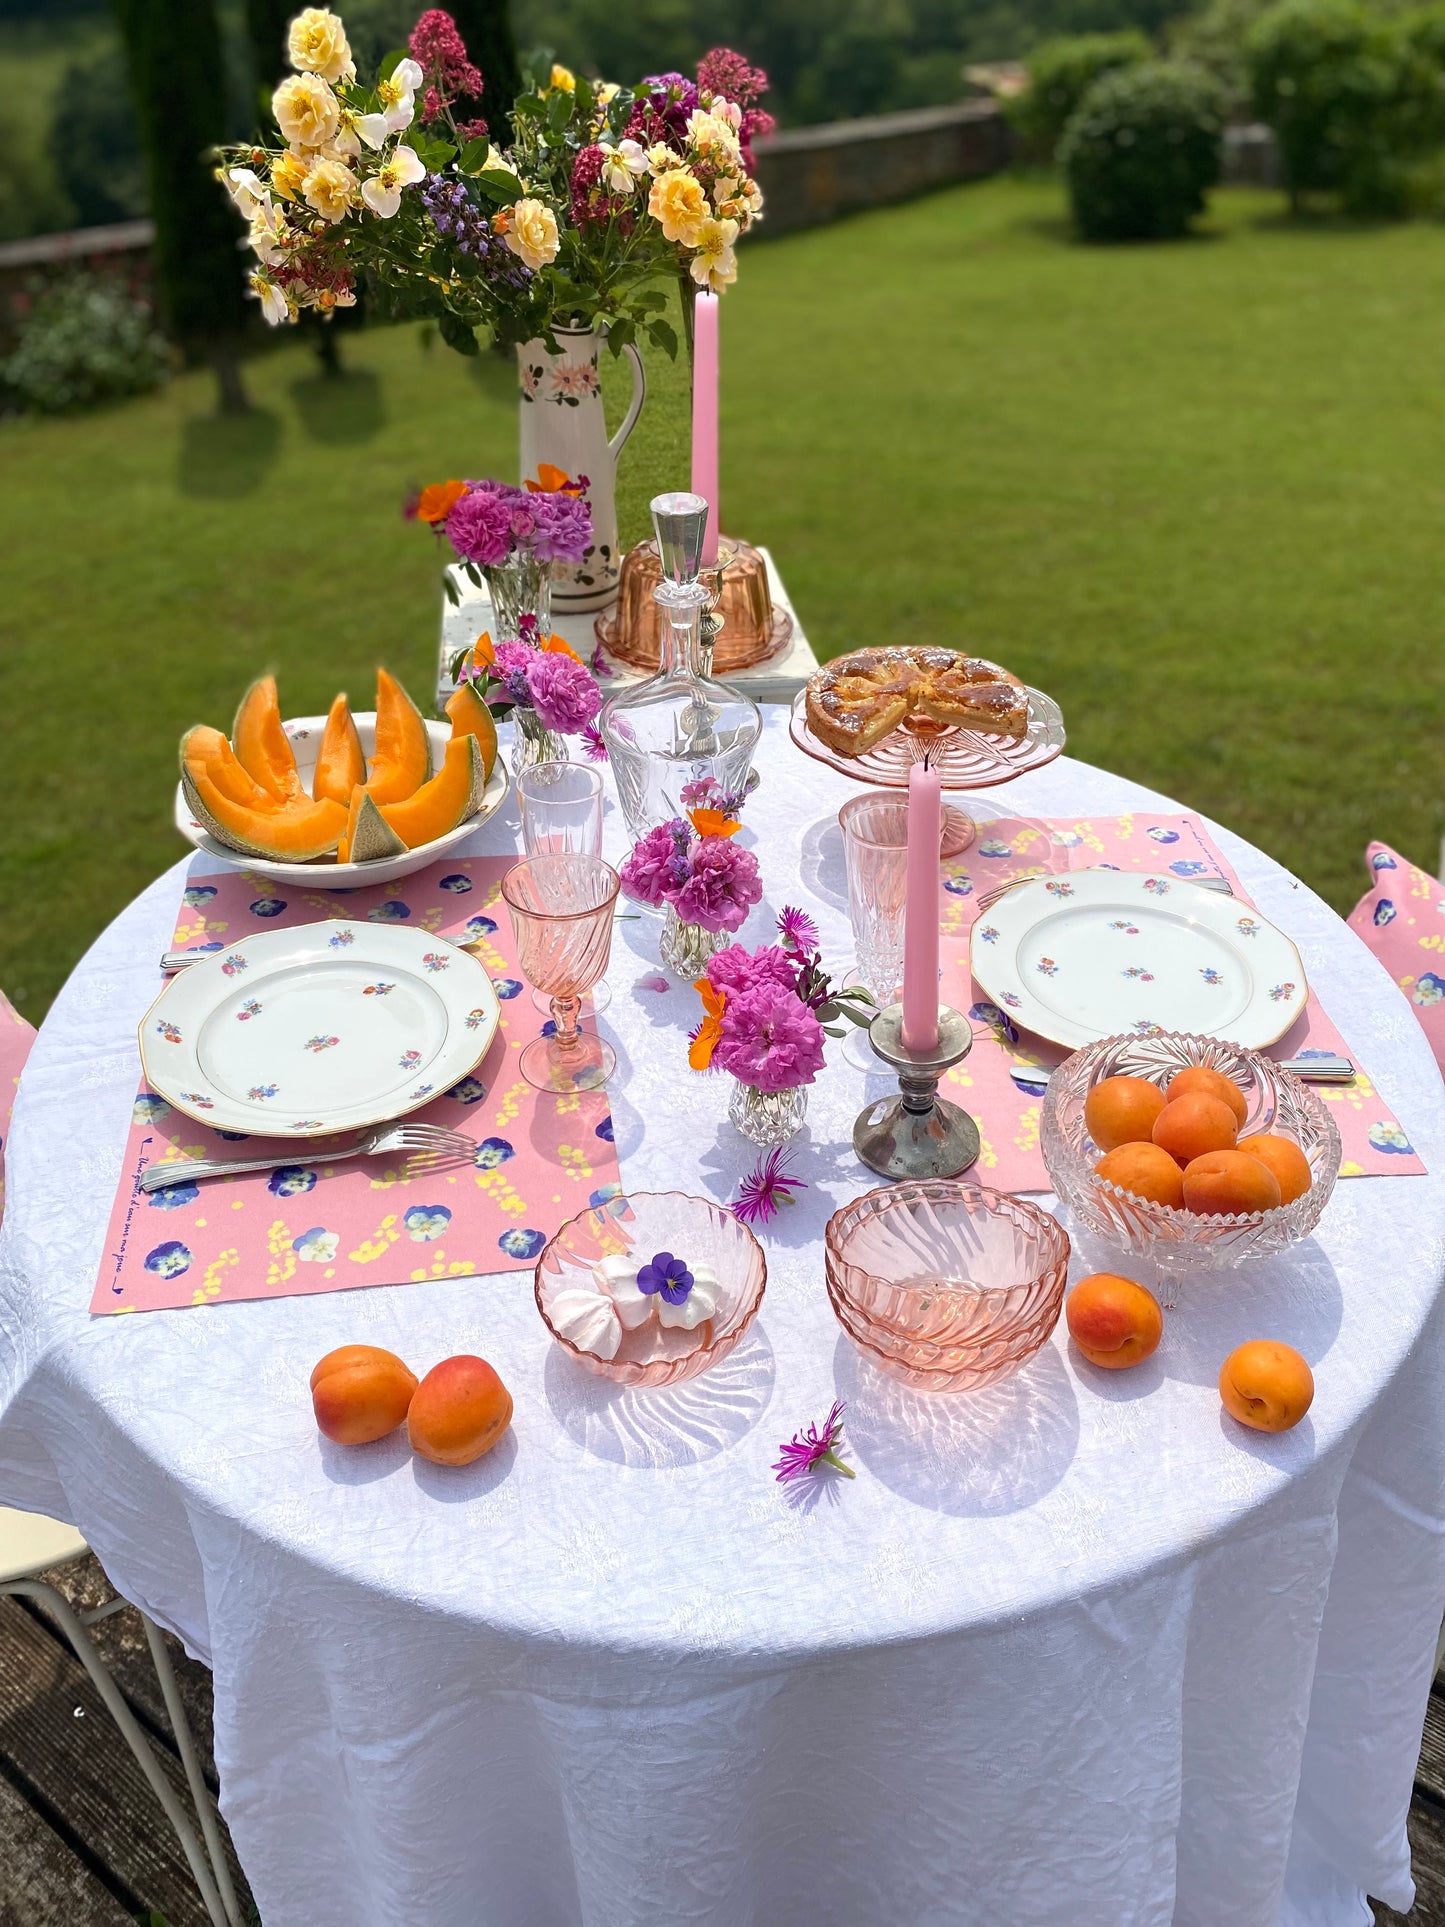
left=3, top=1576, right=237, bottom=1927
left=141, top=1612, right=244, bottom=1927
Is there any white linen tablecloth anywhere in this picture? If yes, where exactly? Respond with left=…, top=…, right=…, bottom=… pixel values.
left=2, top=710, right=1443, bottom=1927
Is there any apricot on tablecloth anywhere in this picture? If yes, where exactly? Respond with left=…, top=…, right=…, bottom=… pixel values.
left=1219, top=1340, right=1314, bottom=1433
left=1065, top=1273, right=1163, bottom=1369
left=311, top=1345, right=419, bottom=1445
left=408, top=1355, right=514, bottom=1466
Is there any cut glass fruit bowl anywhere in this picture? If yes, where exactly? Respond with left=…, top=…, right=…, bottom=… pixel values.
left=534, top=1191, right=766, bottom=1387
left=1040, top=1030, right=1342, bottom=1273
left=824, top=1181, right=1070, bottom=1392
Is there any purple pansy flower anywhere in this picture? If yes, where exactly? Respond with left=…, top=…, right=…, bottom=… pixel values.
left=636, top=1250, right=694, bottom=1305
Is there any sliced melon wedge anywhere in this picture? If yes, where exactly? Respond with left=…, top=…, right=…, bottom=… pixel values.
left=233, top=676, right=303, bottom=803
left=371, top=733, right=485, bottom=851
left=340, top=788, right=407, bottom=865
left=367, top=668, right=432, bottom=803
left=313, top=694, right=366, bottom=805
left=180, top=725, right=276, bottom=812
left=182, top=763, right=346, bottom=861
left=444, top=681, right=499, bottom=781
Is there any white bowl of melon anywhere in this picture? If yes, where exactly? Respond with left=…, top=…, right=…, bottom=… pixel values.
left=175, top=669, right=509, bottom=887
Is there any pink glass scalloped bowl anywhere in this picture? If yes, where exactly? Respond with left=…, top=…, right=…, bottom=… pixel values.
left=824, top=1182, right=1070, bottom=1392
left=534, top=1191, right=767, bottom=1386
left=1040, top=1031, right=1342, bottom=1274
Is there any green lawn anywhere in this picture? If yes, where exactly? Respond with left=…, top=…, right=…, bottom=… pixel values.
left=2, top=173, right=1443, bottom=1023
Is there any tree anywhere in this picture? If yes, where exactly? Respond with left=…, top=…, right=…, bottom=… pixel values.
left=242, top=0, right=296, bottom=96
left=110, top=0, right=250, bottom=412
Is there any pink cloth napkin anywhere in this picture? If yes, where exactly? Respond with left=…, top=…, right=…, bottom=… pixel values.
left=0, top=989, right=36, bottom=1223
left=932, top=810, right=1426, bottom=1192
left=92, top=857, right=620, bottom=1315
left=1346, top=839, right=1445, bottom=1075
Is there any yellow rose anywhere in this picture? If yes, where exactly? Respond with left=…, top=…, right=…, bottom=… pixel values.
left=502, top=197, right=560, bottom=271
left=549, top=63, right=576, bottom=92
left=270, top=148, right=310, bottom=202
left=688, top=216, right=739, bottom=293
left=273, top=73, right=340, bottom=150
left=287, top=7, right=354, bottom=82
left=302, top=156, right=354, bottom=223
left=648, top=167, right=708, bottom=247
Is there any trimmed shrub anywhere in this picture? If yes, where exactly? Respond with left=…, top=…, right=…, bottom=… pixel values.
left=1, top=275, right=170, bottom=415
left=1060, top=61, right=1226, bottom=240
left=1008, top=32, right=1152, bottom=157
left=1246, top=0, right=1425, bottom=212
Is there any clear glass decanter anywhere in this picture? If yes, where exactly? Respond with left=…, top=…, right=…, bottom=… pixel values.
left=600, top=493, right=762, bottom=843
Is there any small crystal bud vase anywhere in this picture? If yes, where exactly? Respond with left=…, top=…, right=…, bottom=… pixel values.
left=511, top=709, right=566, bottom=778
left=599, top=493, right=762, bottom=844
left=660, top=906, right=731, bottom=980
left=485, top=549, right=552, bottom=643
left=729, top=1081, right=809, bottom=1146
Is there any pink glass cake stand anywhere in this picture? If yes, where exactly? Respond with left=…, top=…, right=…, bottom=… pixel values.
left=788, top=685, right=1066, bottom=856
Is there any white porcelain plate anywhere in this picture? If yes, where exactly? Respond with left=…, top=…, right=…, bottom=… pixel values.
left=139, top=925, right=501, bottom=1136
left=173, top=713, right=510, bottom=888
left=969, top=872, right=1308, bottom=1051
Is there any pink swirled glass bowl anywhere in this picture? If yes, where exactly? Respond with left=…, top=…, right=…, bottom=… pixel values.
left=824, top=1182, right=1070, bottom=1392
left=534, top=1191, right=767, bottom=1386
left=1040, top=1030, right=1341, bottom=1273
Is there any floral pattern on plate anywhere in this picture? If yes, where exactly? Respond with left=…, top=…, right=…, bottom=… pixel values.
left=1199, top=968, right=1224, bottom=987
left=421, top=953, right=450, bottom=973
left=237, top=1000, right=262, bottom=1021
left=155, top=1020, right=183, bottom=1043
left=399, top=1050, right=423, bottom=1070
left=362, top=982, right=394, bottom=996
left=247, top=1084, right=279, bottom=1101
left=305, top=1035, right=339, bottom=1052
left=221, top=953, right=247, bottom=975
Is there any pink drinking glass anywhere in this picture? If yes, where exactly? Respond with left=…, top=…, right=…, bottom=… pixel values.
left=501, top=854, right=620, bottom=1093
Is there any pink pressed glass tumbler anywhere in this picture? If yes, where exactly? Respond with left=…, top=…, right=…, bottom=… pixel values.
left=825, top=1181, right=1070, bottom=1392
left=501, top=854, right=620, bottom=1093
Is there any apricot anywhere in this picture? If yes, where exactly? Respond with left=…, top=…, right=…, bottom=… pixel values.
left=1238, top=1133, right=1313, bottom=1206
left=1219, top=1340, right=1314, bottom=1433
left=1181, top=1149, right=1283, bottom=1217
left=407, top=1355, right=513, bottom=1466
left=310, top=1344, right=418, bottom=1445
left=1084, top=1074, right=1167, bottom=1152
left=1065, top=1272, right=1163, bottom=1369
left=1152, top=1092, right=1238, bottom=1165
left=1166, top=1065, right=1249, bottom=1129
left=1094, top=1140, right=1186, bottom=1210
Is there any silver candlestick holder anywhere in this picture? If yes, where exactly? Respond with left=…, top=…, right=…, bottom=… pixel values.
left=852, top=1004, right=981, bottom=1181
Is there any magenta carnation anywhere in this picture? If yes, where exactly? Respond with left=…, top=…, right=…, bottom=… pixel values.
left=713, top=982, right=825, bottom=1091
left=445, top=486, right=514, bottom=565
left=524, top=651, right=601, bottom=734
left=530, top=491, right=594, bottom=563
left=673, top=839, right=762, bottom=933
left=620, top=823, right=684, bottom=906
left=705, top=943, right=797, bottom=998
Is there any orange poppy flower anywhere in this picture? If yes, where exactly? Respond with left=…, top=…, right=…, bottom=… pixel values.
left=687, top=807, right=742, bottom=841
left=689, top=980, right=726, bottom=1071
left=417, top=479, right=467, bottom=525
left=470, top=630, right=497, bottom=669
left=541, top=631, right=584, bottom=663
left=525, top=462, right=574, bottom=495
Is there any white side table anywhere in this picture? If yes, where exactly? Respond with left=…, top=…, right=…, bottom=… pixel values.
left=436, top=547, right=821, bottom=708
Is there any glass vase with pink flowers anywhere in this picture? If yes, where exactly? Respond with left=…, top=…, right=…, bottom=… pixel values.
left=619, top=800, right=763, bottom=978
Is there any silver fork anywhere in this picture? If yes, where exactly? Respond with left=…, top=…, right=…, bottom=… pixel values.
left=138, top=1121, right=478, bottom=1192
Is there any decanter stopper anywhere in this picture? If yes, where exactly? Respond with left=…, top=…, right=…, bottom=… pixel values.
left=651, top=493, right=708, bottom=587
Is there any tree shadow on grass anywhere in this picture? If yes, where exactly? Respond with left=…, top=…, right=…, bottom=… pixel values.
left=176, top=407, right=283, bottom=498
left=289, top=367, right=386, bottom=444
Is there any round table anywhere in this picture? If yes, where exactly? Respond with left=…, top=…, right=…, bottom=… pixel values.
left=2, top=711, right=1443, bottom=1927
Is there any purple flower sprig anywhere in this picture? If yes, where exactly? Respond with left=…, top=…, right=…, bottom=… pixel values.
left=773, top=1399, right=855, bottom=1483
left=733, top=1145, right=806, bottom=1227
left=769, top=908, right=876, bottom=1037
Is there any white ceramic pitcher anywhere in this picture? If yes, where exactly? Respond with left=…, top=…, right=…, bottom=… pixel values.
left=516, top=321, right=646, bottom=616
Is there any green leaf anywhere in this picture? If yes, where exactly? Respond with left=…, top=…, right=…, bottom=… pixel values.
left=513, top=92, right=546, bottom=121
left=439, top=312, right=479, bottom=356
left=574, top=76, right=595, bottom=120
left=545, top=87, right=573, bottom=132
left=635, top=289, right=668, bottom=314
left=475, top=166, right=525, bottom=201
left=606, top=317, right=635, bottom=355
left=458, top=138, right=492, bottom=174
left=378, top=48, right=408, bottom=82
left=647, top=318, right=679, bottom=358
left=443, top=575, right=460, bottom=607
left=463, top=561, right=482, bottom=587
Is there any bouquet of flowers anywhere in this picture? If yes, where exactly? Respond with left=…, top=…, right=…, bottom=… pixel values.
left=418, top=463, right=593, bottom=620
left=217, top=8, right=772, bottom=356
left=619, top=806, right=762, bottom=939
left=458, top=618, right=602, bottom=740
left=688, top=910, right=875, bottom=1092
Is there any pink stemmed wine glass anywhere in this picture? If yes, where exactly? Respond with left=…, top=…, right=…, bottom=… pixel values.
left=502, top=854, right=620, bottom=1093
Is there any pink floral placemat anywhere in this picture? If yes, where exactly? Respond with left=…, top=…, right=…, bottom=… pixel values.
left=932, top=811, right=1427, bottom=1192
left=92, top=857, right=620, bottom=1315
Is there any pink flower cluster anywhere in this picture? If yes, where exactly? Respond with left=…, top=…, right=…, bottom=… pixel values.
left=410, top=9, right=483, bottom=124
left=526, top=650, right=600, bottom=734
left=696, top=46, right=777, bottom=168
left=570, top=145, right=636, bottom=233
left=703, top=943, right=826, bottom=1092
left=620, top=820, right=762, bottom=934
left=444, top=481, right=593, bottom=567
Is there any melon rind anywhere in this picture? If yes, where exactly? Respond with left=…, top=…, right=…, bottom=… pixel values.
left=444, top=681, right=499, bottom=782
left=374, top=733, right=485, bottom=850
left=345, top=789, right=408, bottom=864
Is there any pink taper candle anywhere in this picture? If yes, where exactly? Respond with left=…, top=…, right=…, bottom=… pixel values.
left=900, top=759, right=942, bottom=1054
left=691, top=290, right=720, bottom=567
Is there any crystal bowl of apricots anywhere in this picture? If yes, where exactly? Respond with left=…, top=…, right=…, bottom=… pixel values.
left=1041, top=1032, right=1341, bottom=1272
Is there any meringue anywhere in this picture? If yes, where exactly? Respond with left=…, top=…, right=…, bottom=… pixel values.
left=593, top=1253, right=722, bottom=1333
left=549, top=1286, right=622, bottom=1360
